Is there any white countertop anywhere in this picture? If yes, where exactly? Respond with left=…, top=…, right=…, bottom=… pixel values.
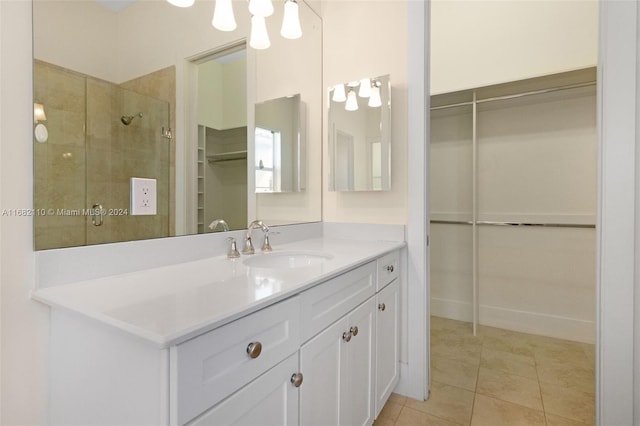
left=33, top=238, right=404, bottom=348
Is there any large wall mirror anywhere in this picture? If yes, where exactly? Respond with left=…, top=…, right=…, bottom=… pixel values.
left=328, top=74, right=391, bottom=192
left=32, top=0, right=322, bottom=250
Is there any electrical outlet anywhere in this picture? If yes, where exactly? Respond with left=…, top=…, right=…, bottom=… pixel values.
left=130, top=177, right=157, bottom=215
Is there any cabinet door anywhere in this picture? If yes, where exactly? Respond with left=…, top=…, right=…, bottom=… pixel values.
left=300, top=316, right=350, bottom=426
left=346, top=297, right=376, bottom=426
left=187, top=353, right=299, bottom=426
left=374, top=278, right=400, bottom=418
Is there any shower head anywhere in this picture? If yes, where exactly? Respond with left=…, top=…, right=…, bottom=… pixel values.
left=121, top=112, right=143, bottom=126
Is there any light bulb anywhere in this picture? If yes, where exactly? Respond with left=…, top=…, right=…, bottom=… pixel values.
left=332, top=84, right=346, bottom=102
left=281, top=0, right=302, bottom=39
left=368, top=85, right=382, bottom=107
left=167, top=0, right=195, bottom=7
left=250, top=15, right=271, bottom=50
left=345, top=89, right=359, bottom=111
left=34, top=103, right=46, bottom=123
left=212, top=0, right=236, bottom=31
left=249, top=0, right=274, bottom=17
left=358, top=78, right=371, bottom=98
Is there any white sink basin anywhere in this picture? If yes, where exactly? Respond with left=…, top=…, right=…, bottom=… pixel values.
left=243, top=251, right=333, bottom=269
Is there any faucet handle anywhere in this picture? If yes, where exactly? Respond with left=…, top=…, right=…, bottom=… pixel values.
left=225, top=237, right=241, bottom=259
left=242, top=236, right=255, bottom=255
left=261, top=231, right=279, bottom=253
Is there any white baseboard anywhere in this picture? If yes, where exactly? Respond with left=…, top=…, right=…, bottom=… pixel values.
left=431, top=298, right=595, bottom=344
left=431, top=297, right=473, bottom=322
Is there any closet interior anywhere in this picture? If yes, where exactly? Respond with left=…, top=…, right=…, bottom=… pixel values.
left=429, top=67, right=597, bottom=343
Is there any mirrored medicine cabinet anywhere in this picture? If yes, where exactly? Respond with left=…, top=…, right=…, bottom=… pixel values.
left=328, top=74, right=391, bottom=192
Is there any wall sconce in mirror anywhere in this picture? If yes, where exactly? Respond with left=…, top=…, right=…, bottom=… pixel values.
left=169, top=0, right=302, bottom=50
left=254, top=93, right=306, bottom=193
left=33, top=102, right=48, bottom=143
left=328, top=74, right=391, bottom=192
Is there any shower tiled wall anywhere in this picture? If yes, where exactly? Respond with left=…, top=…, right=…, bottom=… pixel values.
left=34, top=60, right=173, bottom=250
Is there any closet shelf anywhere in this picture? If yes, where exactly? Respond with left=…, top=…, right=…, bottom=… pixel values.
left=207, top=150, right=247, bottom=164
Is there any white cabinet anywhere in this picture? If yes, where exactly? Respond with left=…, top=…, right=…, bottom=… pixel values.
left=188, top=353, right=300, bottom=426
left=44, top=248, right=402, bottom=426
left=374, top=278, right=400, bottom=417
left=300, top=297, right=376, bottom=426
left=172, top=296, right=300, bottom=425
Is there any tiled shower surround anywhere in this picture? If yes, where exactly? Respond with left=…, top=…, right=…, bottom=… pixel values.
left=34, top=60, right=174, bottom=250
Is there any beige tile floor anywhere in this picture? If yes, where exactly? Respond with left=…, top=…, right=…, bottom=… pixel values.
left=375, top=316, right=595, bottom=426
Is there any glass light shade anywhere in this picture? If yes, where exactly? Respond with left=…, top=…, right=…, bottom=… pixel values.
left=34, top=103, right=46, bottom=122
left=332, top=84, right=346, bottom=102
left=167, top=0, right=195, bottom=7
left=280, top=0, right=302, bottom=39
left=249, top=0, right=274, bottom=17
left=212, top=0, right=236, bottom=31
left=358, top=78, right=371, bottom=98
left=368, top=85, right=382, bottom=107
left=345, top=90, right=359, bottom=111
left=250, top=15, right=271, bottom=50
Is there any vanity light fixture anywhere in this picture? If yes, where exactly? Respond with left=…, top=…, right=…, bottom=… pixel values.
left=345, top=89, right=359, bottom=111
left=249, top=0, right=274, bottom=17
left=368, top=80, right=382, bottom=107
left=212, top=0, right=237, bottom=31
left=206, top=0, right=302, bottom=48
left=250, top=15, right=271, bottom=49
left=281, top=0, right=302, bottom=39
left=167, top=0, right=195, bottom=7
left=358, top=78, right=372, bottom=98
left=34, top=103, right=48, bottom=143
left=332, top=83, right=346, bottom=102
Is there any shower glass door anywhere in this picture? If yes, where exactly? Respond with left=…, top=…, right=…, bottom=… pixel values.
left=33, top=60, right=170, bottom=249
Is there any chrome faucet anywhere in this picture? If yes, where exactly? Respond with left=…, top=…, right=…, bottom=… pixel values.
left=209, top=219, right=229, bottom=232
left=243, top=220, right=270, bottom=254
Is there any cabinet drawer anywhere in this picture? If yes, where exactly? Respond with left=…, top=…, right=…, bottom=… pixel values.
left=173, top=296, right=300, bottom=425
left=377, top=250, right=399, bottom=291
left=300, top=261, right=376, bottom=342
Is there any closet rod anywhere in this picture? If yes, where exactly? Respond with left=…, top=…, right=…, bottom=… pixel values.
left=430, top=81, right=596, bottom=111
left=430, top=219, right=595, bottom=229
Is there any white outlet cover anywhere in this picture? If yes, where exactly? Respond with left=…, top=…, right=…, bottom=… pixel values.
left=130, top=177, right=157, bottom=215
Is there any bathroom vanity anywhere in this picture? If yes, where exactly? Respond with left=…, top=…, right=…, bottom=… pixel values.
left=33, top=238, right=403, bottom=425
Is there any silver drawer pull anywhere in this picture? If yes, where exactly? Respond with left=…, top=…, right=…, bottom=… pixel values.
left=386, top=265, right=394, bottom=273
left=350, top=326, right=359, bottom=337
left=290, top=372, right=304, bottom=388
left=246, top=342, right=262, bottom=359
left=378, top=303, right=386, bottom=311
left=342, top=331, right=352, bottom=342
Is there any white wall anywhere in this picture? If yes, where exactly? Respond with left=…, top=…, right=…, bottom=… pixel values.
left=198, top=57, right=247, bottom=130
left=33, top=0, right=119, bottom=82
left=431, top=0, right=598, bottom=94
left=0, top=2, right=49, bottom=424
left=322, top=0, right=408, bottom=225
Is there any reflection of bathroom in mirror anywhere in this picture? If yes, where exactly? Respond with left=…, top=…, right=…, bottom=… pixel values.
left=32, top=0, right=322, bottom=250
left=196, top=47, right=248, bottom=233
left=328, top=74, right=391, bottom=192
left=254, top=94, right=305, bottom=193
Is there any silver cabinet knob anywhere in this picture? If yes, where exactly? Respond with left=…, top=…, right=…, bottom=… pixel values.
left=386, top=265, right=394, bottom=273
left=378, top=303, right=386, bottom=311
left=350, top=326, right=359, bottom=337
left=246, top=341, right=262, bottom=358
left=290, top=372, right=304, bottom=388
left=342, top=331, right=352, bottom=342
